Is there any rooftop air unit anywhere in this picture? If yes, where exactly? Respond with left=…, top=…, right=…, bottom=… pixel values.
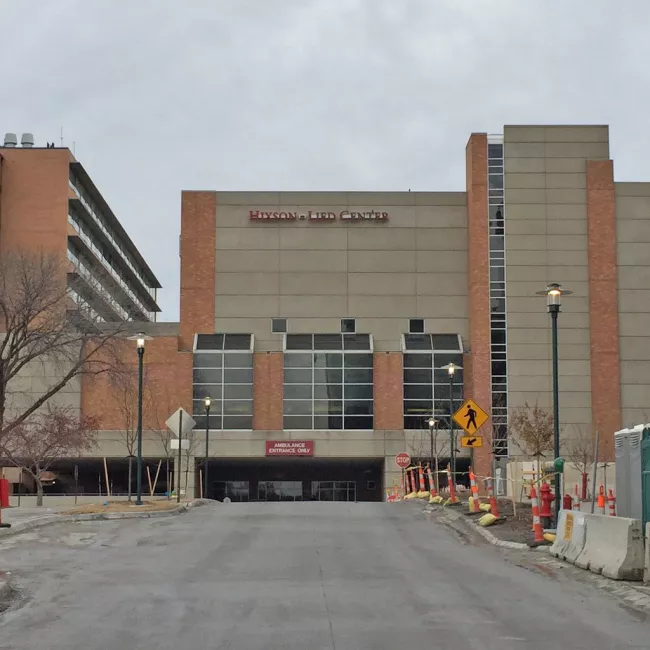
left=3, top=133, right=17, bottom=147
left=20, top=133, right=34, bottom=148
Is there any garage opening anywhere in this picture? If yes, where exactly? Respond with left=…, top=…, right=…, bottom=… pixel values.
left=197, top=458, right=383, bottom=502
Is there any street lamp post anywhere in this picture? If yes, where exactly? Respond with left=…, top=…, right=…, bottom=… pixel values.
left=427, top=416, right=438, bottom=493
left=443, top=363, right=458, bottom=494
left=204, top=396, right=211, bottom=499
left=127, top=332, right=152, bottom=506
left=536, top=283, right=572, bottom=522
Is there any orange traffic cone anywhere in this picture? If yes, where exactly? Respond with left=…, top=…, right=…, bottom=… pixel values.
left=530, top=485, right=544, bottom=543
left=608, top=488, right=616, bottom=516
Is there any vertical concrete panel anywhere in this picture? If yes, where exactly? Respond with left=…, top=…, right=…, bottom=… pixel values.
left=253, top=352, right=283, bottom=430
left=466, top=134, right=493, bottom=480
left=374, top=352, right=403, bottom=430
left=587, top=161, right=621, bottom=460
left=180, top=192, right=217, bottom=350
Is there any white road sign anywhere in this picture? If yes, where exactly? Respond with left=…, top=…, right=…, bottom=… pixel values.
left=165, top=407, right=196, bottom=437
left=170, top=439, right=190, bottom=450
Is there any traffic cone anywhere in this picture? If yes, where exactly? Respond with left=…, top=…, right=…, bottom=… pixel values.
left=417, top=466, right=429, bottom=499
left=608, top=488, right=616, bottom=516
left=485, top=477, right=500, bottom=519
left=446, top=464, right=457, bottom=504
left=468, top=466, right=480, bottom=512
left=530, top=485, right=545, bottom=543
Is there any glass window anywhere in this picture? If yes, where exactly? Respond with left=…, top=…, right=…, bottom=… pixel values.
left=283, top=339, right=374, bottom=429
left=341, top=318, right=356, bottom=333
left=284, top=353, right=312, bottom=368
left=193, top=384, right=220, bottom=400
left=489, top=174, right=504, bottom=189
left=224, top=353, right=253, bottom=368
left=224, top=384, right=253, bottom=399
left=223, top=400, right=253, bottom=415
left=343, top=334, right=371, bottom=350
left=272, top=318, right=287, bottom=333
left=314, top=352, right=342, bottom=368
left=409, top=318, right=424, bottom=334
left=195, top=334, right=224, bottom=350
left=223, top=415, right=252, bottom=429
left=224, top=334, right=252, bottom=350
left=433, top=353, right=463, bottom=369
left=224, top=368, right=253, bottom=383
left=431, top=334, right=461, bottom=351
left=284, top=369, right=313, bottom=384
left=404, top=384, right=433, bottom=400
left=404, top=353, right=432, bottom=368
left=404, top=334, right=432, bottom=350
left=193, top=399, right=222, bottom=415
left=283, top=384, right=312, bottom=400
left=488, top=143, right=503, bottom=159
left=193, top=368, right=222, bottom=384
left=491, top=330, right=506, bottom=345
left=193, top=353, right=222, bottom=368
left=404, top=368, right=432, bottom=384
left=314, top=334, right=342, bottom=350
left=286, top=334, right=313, bottom=350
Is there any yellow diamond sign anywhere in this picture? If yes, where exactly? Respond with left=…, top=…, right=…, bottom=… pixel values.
left=453, top=399, right=489, bottom=435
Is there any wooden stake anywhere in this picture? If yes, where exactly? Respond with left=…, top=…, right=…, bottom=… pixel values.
left=152, top=459, right=162, bottom=495
left=103, top=457, right=111, bottom=497
left=199, top=469, right=203, bottom=499
left=146, top=465, right=153, bottom=497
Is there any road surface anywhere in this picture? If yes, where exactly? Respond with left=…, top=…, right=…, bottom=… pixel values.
left=0, top=503, right=648, bottom=649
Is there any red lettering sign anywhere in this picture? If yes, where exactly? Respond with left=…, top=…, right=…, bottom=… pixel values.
left=249, top=210, right=389, bottom=222
left=265, top=440, right=315, bottom=456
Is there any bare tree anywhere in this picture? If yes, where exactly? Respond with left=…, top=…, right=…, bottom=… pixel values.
left=0, top=251, right=125, bottom=444
left=567, top=424, right=594, bottom=499
left=509, top=402, right=554, bottom=482
left=148, top=379, right=175, bottom=498
left=406, top=421, right=449, bottom=493
left=183, top=431, right=199, bottom=498
left=0, top=405, right=98, bottom=505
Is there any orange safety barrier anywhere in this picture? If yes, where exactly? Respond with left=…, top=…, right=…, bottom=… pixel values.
left=469, top=466, right=480, bottom=512
left=530, top=485, right=544, bottom=543
left=419, top=466, right=426, bottom=492
left=446, top=464, right=457, bottom=503
left=608, top=488, right=616, bottom=516
left=426, top=466, right=437, bottom=498
left=484, top=476, right=500, bottom=518
left=597, top=485, right=606, bottom=514
left=405, top=468, right=412, bottom=495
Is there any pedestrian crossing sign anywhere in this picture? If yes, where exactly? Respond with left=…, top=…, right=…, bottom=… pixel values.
left=453, top=399, right=488, bottom=435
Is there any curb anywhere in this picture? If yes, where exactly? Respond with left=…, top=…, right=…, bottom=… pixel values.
left=426, top=504, right=531, bottom=551
left=0, top=499, right=217, bottom=540
left=0, top=577, right=10, bottom=601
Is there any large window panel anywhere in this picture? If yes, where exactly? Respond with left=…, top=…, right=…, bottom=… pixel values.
left=283, top=333, right=373, bottom=430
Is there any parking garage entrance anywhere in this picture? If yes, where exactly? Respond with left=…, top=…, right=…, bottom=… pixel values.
left=198, top=458, right=383, bottom=502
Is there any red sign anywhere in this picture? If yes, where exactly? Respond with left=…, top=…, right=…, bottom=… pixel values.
left=395, top=453, right=411, bottom=469
left=265, top=440, right=314, bottom=456
left=249, top=210, right=388, bottom=222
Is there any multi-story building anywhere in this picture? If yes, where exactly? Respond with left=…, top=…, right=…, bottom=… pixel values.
left=0, top=132, right=161, bottom=323
left=6, top=124, right=650, bottom=504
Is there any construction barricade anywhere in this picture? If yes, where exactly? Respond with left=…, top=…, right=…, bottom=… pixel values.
left=550, top=509, right=587, bottom=564
left=574, top=514, right=645, bottom=581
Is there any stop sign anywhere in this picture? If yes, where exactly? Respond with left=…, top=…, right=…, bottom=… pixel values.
left=395, top=452, right=411, bottom=469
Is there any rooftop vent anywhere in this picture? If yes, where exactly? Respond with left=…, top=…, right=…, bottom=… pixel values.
left=3, top=133, right=17, bottom=147
left=21, top=133, right=34, bottom=148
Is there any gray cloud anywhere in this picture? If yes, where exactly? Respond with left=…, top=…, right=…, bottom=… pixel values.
left=1, top=0, right=648, bottom=318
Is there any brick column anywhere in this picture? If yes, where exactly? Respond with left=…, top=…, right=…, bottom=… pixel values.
left=586, top=160, right=621, bottom=460
left=374, top=352, right=403, bottom=430
left=466, top=133, right=493, bottom=480
left=253, top=352, right=283, bottom=430
left=179, top=191, right=216, bottom=351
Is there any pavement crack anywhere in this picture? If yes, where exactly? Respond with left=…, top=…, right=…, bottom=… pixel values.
left=314, top=528, right=337, bottom=650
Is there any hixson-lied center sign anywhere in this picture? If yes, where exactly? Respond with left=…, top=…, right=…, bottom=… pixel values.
left=250, top=210, right=389, bottom=222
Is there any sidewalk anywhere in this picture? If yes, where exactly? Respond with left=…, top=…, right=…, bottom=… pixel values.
left=2, top=506, right=67, bottom=528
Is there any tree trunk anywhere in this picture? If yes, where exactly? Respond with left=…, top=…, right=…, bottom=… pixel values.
left=166, top=458, right=170, bottom=500
left=36, top=479, right=44, bottom=507
left=127, top=456, right=133, bottom=502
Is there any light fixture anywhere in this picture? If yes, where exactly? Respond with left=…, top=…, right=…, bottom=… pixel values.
left=204, top=396, right=211, bottom=409
left=443, top=362, right=458, bottom=376
left=427, top=417, right=436, bottom=429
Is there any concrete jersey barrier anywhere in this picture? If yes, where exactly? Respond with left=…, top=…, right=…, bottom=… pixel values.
left=550, top=510, right=587, bottom=564
left=574, top=513, right=645, bottom=581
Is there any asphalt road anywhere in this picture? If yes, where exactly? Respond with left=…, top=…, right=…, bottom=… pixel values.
left=0, top=502, right=648, bottom=649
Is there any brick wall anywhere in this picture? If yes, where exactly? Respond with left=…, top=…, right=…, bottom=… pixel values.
left=374, top=352, right=403, bottom=430
left=465, top=133, right=493, bottom=480
left=252, top=352, right=283, bottom=430
left=180, top=191, right=217, bottom=350
left=81, top=336, right=192, bottom=431
left=587, top=160, right=621, bottom=459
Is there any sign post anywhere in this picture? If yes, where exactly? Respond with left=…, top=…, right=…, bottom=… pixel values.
left=166, top=408, right=196, bottom=503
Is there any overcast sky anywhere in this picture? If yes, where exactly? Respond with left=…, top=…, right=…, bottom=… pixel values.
left=1, top=0, right=648, bottom=320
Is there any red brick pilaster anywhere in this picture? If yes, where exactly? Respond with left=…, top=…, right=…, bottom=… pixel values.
left=586, top=160, right=621, bottom=460
left=466, top=134, right=492, bottom=479
left=253, top=352, right=283, bottom=430
left=179, top=191, right=216, bottom=351
left=374, top=352, right=403, bottom=430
